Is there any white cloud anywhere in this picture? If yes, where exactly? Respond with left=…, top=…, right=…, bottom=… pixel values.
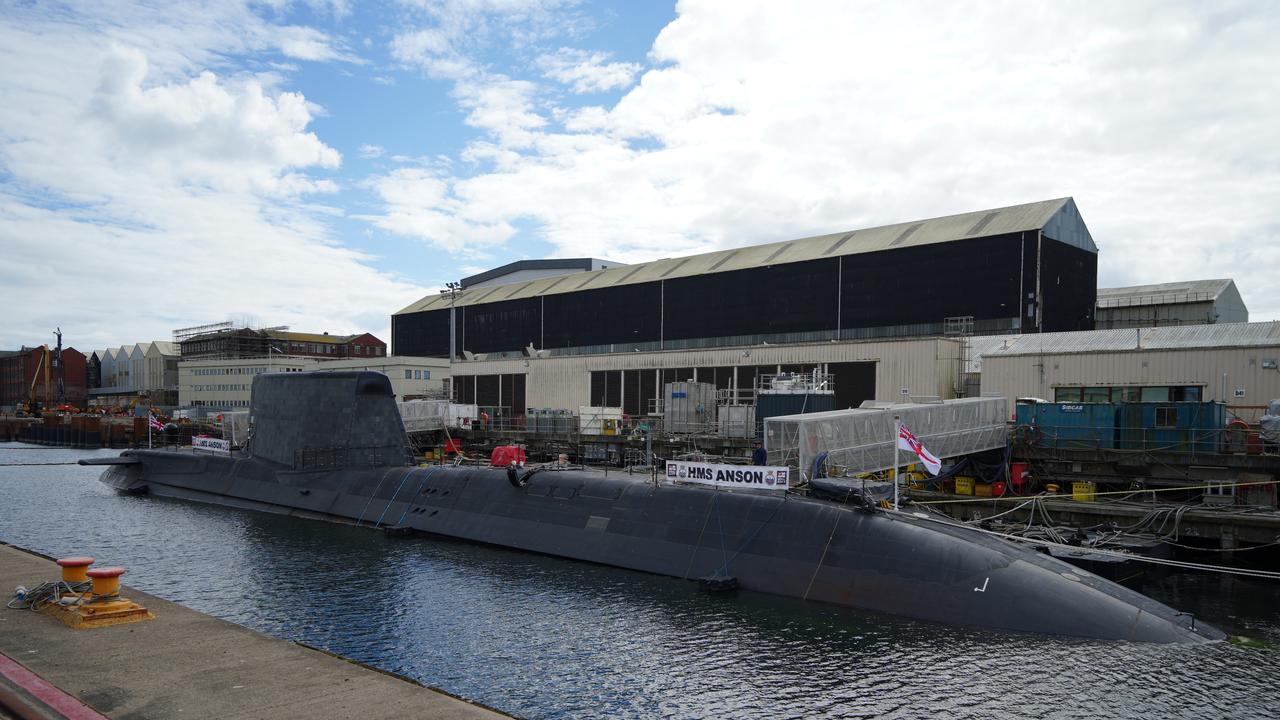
left=360, top=144, right=385, bottom=159
left=0, top=4, right=421, bottom=350
left=273, top=25, right=364, bottom=64
left=358, top=168, right=515, bottom=254
left=365, top=0, right=1280, bottom=320
left=78, top=46, right=341, bottom=197
left=538, top=48, right=640, bottom=93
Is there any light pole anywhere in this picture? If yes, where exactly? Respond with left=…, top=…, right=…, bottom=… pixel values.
left=267, top=344, right=283, bottom=372
left=440, top=281, right=461, bottom=400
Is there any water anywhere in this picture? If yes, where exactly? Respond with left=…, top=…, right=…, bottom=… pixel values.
left=3, top=444, right=1280, bottom=719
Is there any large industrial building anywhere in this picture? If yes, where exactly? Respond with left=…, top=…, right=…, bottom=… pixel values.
left=393, top=198, right=1098, bottom=416
left=1095, top=279, right=1248, bottom=329
left=394, top=197, right=1099, bottom=360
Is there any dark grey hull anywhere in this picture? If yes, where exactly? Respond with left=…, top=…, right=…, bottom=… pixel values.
left=97, top=449, right=1224, bottom=644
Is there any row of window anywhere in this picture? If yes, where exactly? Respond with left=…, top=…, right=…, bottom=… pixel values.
left=192, top=400, right=250, bottom=407
left=192, top=367, right=269, bottom=376
left=402, top=370, right=432, bottom=380
left=192, top=384, right=251, bottom=392
left=1052, top=385, right=1204, bottom=403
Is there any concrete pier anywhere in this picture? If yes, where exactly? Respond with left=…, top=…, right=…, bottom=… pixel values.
left=0, top=543, right=508, bottom=720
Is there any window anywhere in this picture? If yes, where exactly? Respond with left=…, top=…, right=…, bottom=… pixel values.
left=1141, top=386, right=1170, bottom=402
left=404, top=370, right=412, bottom=379
left=1115, top=387, right=1140, bottom=403
left=414, top=370, right=422, bottom=379
left=1172, top=386, right=1202, bottom=402
left=1082, top=387, right=1110, bottom=403
left=422, top=371, right=430, bottom=380
left=1155, top=406, right=1178, bottom=427
left=1053, top=387, right=1082, bottom=402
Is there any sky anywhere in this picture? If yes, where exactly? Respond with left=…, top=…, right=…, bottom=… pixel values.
left=1, top=0, right=1277, bottom=353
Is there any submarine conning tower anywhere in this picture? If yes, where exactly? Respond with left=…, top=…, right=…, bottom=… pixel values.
left=248, top=371, right=413, bottom=469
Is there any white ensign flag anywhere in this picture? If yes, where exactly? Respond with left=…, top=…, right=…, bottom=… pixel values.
left=897, top=424, right=942, bottom=476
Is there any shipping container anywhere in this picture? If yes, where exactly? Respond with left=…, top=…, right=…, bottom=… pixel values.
left=1015, top=400, right=1224, bottom=453
left=1117, top=402, right=1224, bottom=453
left=1014, top=401, right=1117, bottom=449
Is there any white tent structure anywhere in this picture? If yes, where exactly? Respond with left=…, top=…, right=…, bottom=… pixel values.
left=765, top=397, right=1008, bottom=481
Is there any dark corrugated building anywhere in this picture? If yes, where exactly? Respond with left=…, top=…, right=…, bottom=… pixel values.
left=393, top=198, right=1097, bottom=358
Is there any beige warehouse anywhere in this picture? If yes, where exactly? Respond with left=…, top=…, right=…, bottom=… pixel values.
left=450, top=337, right=963, bottom=413
left=977, top=322, right=1280, bottom=420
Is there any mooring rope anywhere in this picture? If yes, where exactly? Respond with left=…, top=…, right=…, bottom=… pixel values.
left=906, top=510, right=1280, bottom=580
left=913, top=478, right=1280, bottom=506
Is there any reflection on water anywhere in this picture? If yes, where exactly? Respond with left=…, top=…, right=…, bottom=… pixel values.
left=3, top=444, right=1280, bottom=719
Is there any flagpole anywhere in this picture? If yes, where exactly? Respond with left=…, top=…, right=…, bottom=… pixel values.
left=148, top=413, right=153, bottom=449
left=893, top=414, right=901, bottom=510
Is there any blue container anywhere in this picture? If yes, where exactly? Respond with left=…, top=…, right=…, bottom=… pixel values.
left=1014, top=402, right=1117, bottom=449
left=1117, top=402, right=1224, bottom=453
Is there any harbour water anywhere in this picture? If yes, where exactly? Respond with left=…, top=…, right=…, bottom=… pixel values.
left=3, top=444, right=1280, bottom=719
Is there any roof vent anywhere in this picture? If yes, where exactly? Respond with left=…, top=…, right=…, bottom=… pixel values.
left=889, top=223, right=923, bottom=246
left=659, top=258, right=691, bottom=278
left=965, top=212, right=1000, bottom=236
left=763, top=244, right=791, bottom=264
left=823, top=232, right=856, bottom=255
left=707, top=250, right=741, bottom=272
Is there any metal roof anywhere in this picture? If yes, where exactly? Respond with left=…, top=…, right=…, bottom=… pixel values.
left=397, top=197, right=1085, bottom=315
left=1096, top=279, right=1235, bottom=309
left=973, top=321, right=1280, bottom=366
left=460, top=258, right=618, bottom=288
left=266, top=330, right=357, bottom=344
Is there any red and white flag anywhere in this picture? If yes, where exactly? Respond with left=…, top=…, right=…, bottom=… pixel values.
left=897, top=424, right=941, bottom=476
left=148, top=414, right=165, bottom=432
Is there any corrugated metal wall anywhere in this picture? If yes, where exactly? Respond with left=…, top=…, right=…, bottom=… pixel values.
left=981, top=346, right=1280, bottom=420
left=1095, top=301, right=1216, bottom=329
left=453, top=338, right=960, bottom=411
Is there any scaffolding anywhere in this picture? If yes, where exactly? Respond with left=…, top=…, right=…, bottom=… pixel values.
left=765, top=397, right=1008, bottom=481
left=173, top=321, right=234, bottom=343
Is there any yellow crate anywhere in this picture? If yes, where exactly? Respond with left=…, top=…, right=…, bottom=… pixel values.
left=1072, top=481, right=1097, bottom=501
left=955, top=476, right=974, bottom=495
left=974, top=483, right=993, bottom=497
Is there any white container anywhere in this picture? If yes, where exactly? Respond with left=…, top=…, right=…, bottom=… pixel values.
left=448, top=403, right=478, bottom=429
left=717, top=405, right=756, bottom=438
left=664, top=382, right=717, bottom=434
left=578, top=406, right=623, bottom=435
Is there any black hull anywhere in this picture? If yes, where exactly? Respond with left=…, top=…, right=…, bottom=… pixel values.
left=99, top=449, right=1224, bottom=644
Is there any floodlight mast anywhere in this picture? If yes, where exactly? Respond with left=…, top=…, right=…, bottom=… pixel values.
left=441, top=281, right=461, bottom=399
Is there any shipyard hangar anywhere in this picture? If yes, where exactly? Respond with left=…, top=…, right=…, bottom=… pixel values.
left=392, top=197, right=1098, bottom=414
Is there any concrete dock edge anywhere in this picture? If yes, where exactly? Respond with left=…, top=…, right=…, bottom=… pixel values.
left=0, top=542, right=513, bottom=720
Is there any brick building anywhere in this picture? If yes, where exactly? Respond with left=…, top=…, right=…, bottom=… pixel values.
left=0, top=346, right=88, bottom=410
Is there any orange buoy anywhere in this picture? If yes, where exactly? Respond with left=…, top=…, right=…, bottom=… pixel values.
left=56, top=556, right=95, bottom=584
left=86, top=566, right=126, bottom=600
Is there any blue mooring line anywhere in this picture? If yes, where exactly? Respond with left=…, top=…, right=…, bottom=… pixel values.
left=355, top=469, right=394, bottom=527
left=395, top=471, right=431, bottom=526
left=373, top=468, right=417, bottom=528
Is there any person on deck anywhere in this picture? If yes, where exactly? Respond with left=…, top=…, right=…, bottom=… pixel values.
left=752, top=441, right=767, bottom=466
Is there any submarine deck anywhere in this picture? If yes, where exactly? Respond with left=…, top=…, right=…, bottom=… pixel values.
left=0, top=542, right=507, bottom=720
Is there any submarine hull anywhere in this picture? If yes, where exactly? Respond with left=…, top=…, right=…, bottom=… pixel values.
left=109, top=449, right=1223, bottom=644
left=87, top=371, right=1223, bottom=643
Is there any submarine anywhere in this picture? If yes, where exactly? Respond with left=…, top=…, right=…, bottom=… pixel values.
left=83, top=371, right=1223, bottom=643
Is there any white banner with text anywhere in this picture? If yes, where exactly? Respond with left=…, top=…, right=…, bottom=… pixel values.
left=665, top=461, right=790, bottom=491
left=193, top=436, right=231, bottom=455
